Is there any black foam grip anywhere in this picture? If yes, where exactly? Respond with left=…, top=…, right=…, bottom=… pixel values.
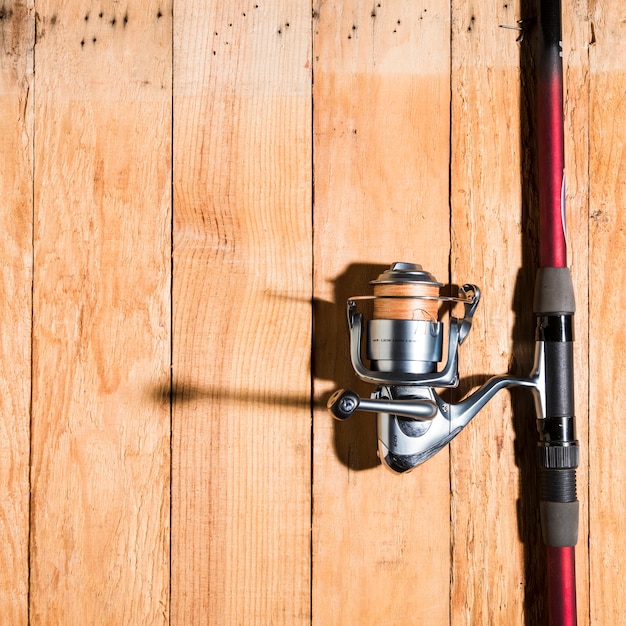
left=539, top=467, right=579, bottom=547
left=540, top=501, right=579, bottom=547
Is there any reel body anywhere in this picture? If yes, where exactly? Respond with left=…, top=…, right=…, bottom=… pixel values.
left=328, top=262, right=542, bottom=473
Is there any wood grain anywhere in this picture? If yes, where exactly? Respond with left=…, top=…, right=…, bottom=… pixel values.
left=31, top=2, right=172, bottom=623
left=0, top=2, right=33, bottom=623
left=171, top=2, right=312, bottom=623
left=588, top=0, right=626, bottom=621
left=312, top=1, right=451, bottom=623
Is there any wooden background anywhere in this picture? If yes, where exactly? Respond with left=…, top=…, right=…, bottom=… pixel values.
left=1, top=0, right=623, bottom=623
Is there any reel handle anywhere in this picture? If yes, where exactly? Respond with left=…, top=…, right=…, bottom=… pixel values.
left=327, top=389, right=438, bottom=421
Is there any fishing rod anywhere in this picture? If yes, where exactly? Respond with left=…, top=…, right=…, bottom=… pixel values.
left=326, top=0, right=578, bottom=623
left=535, top=0, right=579, bottom=622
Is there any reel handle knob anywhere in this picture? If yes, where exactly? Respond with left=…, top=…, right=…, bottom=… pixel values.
left=327, top=389, right=360, bottom=420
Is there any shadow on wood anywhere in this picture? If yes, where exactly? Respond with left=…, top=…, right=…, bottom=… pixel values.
left=314, top=262, right=390, bottom=471
left=511, top=2, right=549, bottom=621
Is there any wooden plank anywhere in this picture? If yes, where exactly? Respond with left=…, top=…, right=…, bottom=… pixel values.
left=171, top=2, right=312, bottom=623
left=450, top=0, right=590, bottom=622
left=312, top=1, right=451, bottom=624
left=449, top=5, right=528, bottom=621
left=588, top=0, right=626, bottom=621
left=30, top=2, right=172, bottom=623
left=0, top=2, right=34, bottom=623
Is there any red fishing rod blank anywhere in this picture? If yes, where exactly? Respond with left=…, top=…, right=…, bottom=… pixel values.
left=535, top=1, right=580, bottom=624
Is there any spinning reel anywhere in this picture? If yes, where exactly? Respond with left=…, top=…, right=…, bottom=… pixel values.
left=328, top=262, right=543, bottom=473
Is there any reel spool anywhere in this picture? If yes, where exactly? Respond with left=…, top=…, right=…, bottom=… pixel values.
left=371, top=262, right=441, bottom=320
left=368, top=263, right=443, bottom=376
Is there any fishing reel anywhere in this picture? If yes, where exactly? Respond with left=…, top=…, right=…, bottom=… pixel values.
left=328, top=262, right=541, bottom=473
